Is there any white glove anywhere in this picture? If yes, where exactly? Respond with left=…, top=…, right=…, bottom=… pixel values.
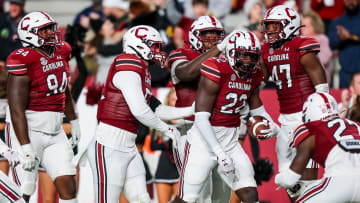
left=217, top=30, right=239, bottom=52
left=258, top=121, right=279, bottom=140
left=275, top=168, right=301, bottom=189
left=70, top=119, right=81, bottom=148
left=163, top=126, right=181, bottom=148
left=216, top=150, right=235, bottom=187
left=21, top=144, right=38, bottom=172
left=1, top=148, right=20, bottom=167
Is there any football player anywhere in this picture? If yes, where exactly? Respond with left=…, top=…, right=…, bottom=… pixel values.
left=168, top=15, right=230, bottom=202
left=260, top=5, right=328, bottom=200
left=6, top=11, right=80, bottom=202
left=275, top=92, right=360, bottom=202
left=86, top=25, right=193, bottom=203
left=174, top=31, right=279, bottom=203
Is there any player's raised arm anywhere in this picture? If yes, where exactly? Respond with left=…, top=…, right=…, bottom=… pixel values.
left=169, top=16, right=225, bottom=83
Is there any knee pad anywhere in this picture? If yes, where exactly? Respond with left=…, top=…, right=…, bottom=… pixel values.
left=21, top=181, right=36, bottom=196
left=128, top=193, right=150, bottom=203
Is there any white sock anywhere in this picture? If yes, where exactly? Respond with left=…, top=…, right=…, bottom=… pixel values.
left=59, top=198, right=77, bottom=203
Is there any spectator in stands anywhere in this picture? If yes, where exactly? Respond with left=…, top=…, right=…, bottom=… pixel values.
left=301, top=10, right=333, bottom=84
left=102, top=0, right=129, bottom=28
left=150, top=88, right=179, bottom=203
left=183, top=0, right=231, bottom=21
left=340, top=72, right=360, bottom=119
left=328, top=0, right=360, bottom=88
left=241, top=1, right=265, bottom=42
left=73, top=0, right=104, bottom=26
left=0, top=0, right=26, bottom=68
left=310, top=0, right=345, bottom=34
left=166, top=0, right=212, bottom=48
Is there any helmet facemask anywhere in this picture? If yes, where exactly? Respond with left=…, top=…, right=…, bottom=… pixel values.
left=32, top=23, right=60, bottom=47
left=228, top=47, right=260, bottom=78
left=261, top=20, right=287, bottom=47
left=197, top=29, right=224, bottom=52
left=140, top=37, right=167, bottom=67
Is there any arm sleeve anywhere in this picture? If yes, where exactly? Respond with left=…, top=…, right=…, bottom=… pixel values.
left=194, top=112, right=223, bottom=155
left=155, top=104, right=193, bottom=121
left=112, top=71, right=168, bottom=132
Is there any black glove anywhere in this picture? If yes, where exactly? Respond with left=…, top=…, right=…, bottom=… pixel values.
left=253, top=158, right=274, bottom=185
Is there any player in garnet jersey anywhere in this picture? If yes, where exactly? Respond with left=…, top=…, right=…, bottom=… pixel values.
left=174, top=31, right=279, bottom=203
left=275, top=92, right=360, bottom=202
left=6, top=12, right=79, bottom=202
left=168, top=15, right=229, bottom=202
left=260, top=5, right=329, bottom=199
left=86, top=25, right=193, bottom=203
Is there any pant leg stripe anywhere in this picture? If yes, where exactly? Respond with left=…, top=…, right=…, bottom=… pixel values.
left=178, top=141, right=190, bottom=199
left=0, top=179, right=21, bottom=201
left=101, top=144, right=107, bottom=203
left=95, top=141, right=100, bottom=203
left=296, top=177, right=331, bottom=203
left=173, top=147, right=182, bottom=174
left=95, top=141, right=106, bottom=203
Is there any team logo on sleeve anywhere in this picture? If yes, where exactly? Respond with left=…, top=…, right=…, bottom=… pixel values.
left=231, top=74, right=236, bottom=81
left=40, top=57, right=48, bottom=65
left=269, top=48, right=274, bottom=55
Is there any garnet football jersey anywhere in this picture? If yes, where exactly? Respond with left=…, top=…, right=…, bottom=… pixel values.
left=291, top=118, right=360, bottom=167
left=97, top=54, right=151, bottom=134
left=201, top=57, right=263, bottom=127
left=6, top=42, right=71, bottom=112
left=168, top=48, right=201, bottom=121
left=262, top=36, right=320, bottom=114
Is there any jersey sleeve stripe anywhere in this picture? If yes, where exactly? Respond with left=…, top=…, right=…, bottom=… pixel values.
left=6, top=65, right=26, bottom=70
left=201, top=64, right=220, bottom=76
left=116, top=60, right=142, bottom=67
left=200, top=69, right=220, bottom=79
left=299, top=44, right=320, bottom=52
left=290, top=125, right=309, bottom=148
left=169, top=52, right=186, bottom=59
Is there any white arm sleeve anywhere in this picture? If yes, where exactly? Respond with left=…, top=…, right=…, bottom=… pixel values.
left=155, top=104, right=194, bottom=121
left=113, top=71, right=168, bottom=132
left=194, top=112, right=223, bottom=155
left=171, top=59, right=188, bottom=85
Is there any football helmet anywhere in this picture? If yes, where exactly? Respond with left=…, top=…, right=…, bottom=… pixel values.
left=123, top=25, right=166, bottom=66
left=225, top=30, right=261, bottom=78
left=262, top=5, right=300, bottom=46
left=189, top=16, right=225, bottom=53
left=18, top=11, right=60, bottom=47
left=302, top=92, right=339, bottom=123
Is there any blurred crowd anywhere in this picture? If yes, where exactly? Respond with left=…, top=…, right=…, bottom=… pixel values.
left=0, top=0, right=359, bottom=202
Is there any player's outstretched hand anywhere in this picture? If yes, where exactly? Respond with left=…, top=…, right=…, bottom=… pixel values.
left=21, top=144, right=39, bottom=172
left=70, top=119, right=81, bottom=148
left=1, top=148, right=20, bottom=167
left=163, top=126, right=181, bottom=148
